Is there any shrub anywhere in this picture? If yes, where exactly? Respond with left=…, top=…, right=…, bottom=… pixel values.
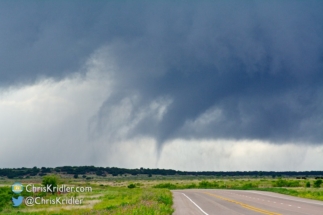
left=306, top=182, right=311, bottom=188
left=128, top=184, right=136, bottom=189
left=185, top=183, right=197, bottom=189
left=0, top=187, right=11, bottom=210
left=314, top=179, right=322, bottom=188
left=153, top=183, right=177, bottom=189
left=42, top=175, right=59, bottom=193
left=272, top=179, right=300, bottom=187
left=242, top=183, right=257, bottom=189
left=198, top=180, right=218, bottom=188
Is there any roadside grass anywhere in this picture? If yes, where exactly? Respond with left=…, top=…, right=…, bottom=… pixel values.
left=256, top=187, right=323, bottom=201
left=89, top=187, right=173, bottom=215
left=0, top=183, right=173, bottom=215
left=152, top=178, right=323, bottom=201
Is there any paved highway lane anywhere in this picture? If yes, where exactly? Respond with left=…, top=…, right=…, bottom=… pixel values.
left=172, top=189, right=323, bottom=215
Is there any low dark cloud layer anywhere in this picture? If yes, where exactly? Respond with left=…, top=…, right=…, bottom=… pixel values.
left=1, top=1, right=323, bottom=146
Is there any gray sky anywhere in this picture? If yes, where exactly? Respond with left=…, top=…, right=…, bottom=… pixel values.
left=0, top=1, right=322, bottom=171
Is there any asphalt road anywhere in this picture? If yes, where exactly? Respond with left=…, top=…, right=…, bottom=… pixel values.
left=172, top=189, right=323, bottom=215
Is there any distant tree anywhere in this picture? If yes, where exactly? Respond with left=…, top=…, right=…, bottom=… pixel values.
left=73, top=174, right=78, bottom=179
left=42, top=175, right=59, bottom=194
left=306, top=182, right=311, bottom=188
left=313, top=179, right=322, bottom=188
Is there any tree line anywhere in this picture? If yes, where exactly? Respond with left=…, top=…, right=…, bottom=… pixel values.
left=0, top=166, right=323, bottom=179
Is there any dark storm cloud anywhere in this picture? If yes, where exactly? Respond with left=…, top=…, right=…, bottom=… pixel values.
left=0, top=1, right=146, bottom=84
left=1, top=1, right=323, bottom=144
left=95, top=1, right=323, bottom=145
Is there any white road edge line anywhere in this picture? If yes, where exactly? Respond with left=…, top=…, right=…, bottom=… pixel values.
left=181, top=193, right=209, bottom=215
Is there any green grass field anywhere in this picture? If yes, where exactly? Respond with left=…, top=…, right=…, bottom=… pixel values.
left=0, top=180, right=173, bottom=215
left=0, top=176, right=322, bottom=214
